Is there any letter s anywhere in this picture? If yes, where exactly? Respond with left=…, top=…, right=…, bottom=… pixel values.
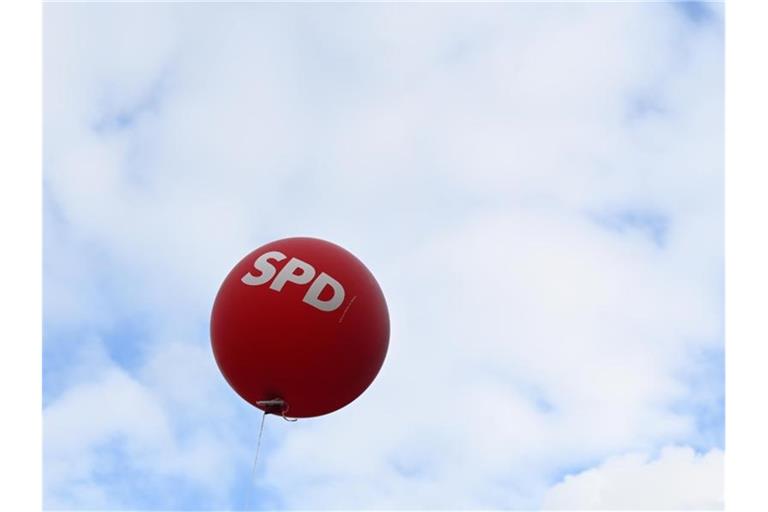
left=241, top=251, right=287, bottom=286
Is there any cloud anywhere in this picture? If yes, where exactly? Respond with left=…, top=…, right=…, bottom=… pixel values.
left=43, top=338, right=248, bottom=509
left=43, top=2, right=723, bottom=509
left=259, top=207, right=715, bottom=508
left=541, top=445, right=724, bottom=510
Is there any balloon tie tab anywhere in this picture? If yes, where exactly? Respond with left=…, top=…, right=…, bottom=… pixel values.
left=256, top=398, right=297, bottom=422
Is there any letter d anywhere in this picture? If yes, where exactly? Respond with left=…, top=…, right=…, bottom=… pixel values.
left=303, top=273, right=345, bottom=312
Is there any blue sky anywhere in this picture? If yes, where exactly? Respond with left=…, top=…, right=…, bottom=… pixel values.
left=43, top=2, right=724, bottom=509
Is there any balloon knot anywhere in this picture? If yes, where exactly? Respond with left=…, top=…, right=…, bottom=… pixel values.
left=255, top=398, right=297, bottom=421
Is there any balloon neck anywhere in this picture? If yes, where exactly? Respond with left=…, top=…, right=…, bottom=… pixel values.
left=255, top=398, right=297, bottom=421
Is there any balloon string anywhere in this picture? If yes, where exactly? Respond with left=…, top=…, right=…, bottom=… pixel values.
left=280, top=401, right=298, bottom=422
left=249, top=410, right=268, bottom=510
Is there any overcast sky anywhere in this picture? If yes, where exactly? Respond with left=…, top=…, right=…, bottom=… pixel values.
left=43, top=2, right=724, bottom=510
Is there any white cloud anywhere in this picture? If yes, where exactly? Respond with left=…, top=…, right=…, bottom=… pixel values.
left=43, top=339, right=247, bottom=509
left=43, top=2, right=723, bottom=509
left=542, top=445, right=724, bottom=510
left=259, top=207, right=712, bottom=508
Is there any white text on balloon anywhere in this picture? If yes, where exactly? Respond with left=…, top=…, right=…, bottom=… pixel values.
left=240, top=251, right=346, bottom=312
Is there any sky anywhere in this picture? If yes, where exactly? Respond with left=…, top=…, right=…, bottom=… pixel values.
left=43, top=2, right=724, bottom=510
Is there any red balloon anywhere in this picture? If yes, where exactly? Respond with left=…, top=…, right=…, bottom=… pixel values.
left=210, top=237, right=390, bottom=418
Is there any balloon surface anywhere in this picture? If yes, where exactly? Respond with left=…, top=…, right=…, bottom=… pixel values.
left=210, top=237, right=390, bottom=418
